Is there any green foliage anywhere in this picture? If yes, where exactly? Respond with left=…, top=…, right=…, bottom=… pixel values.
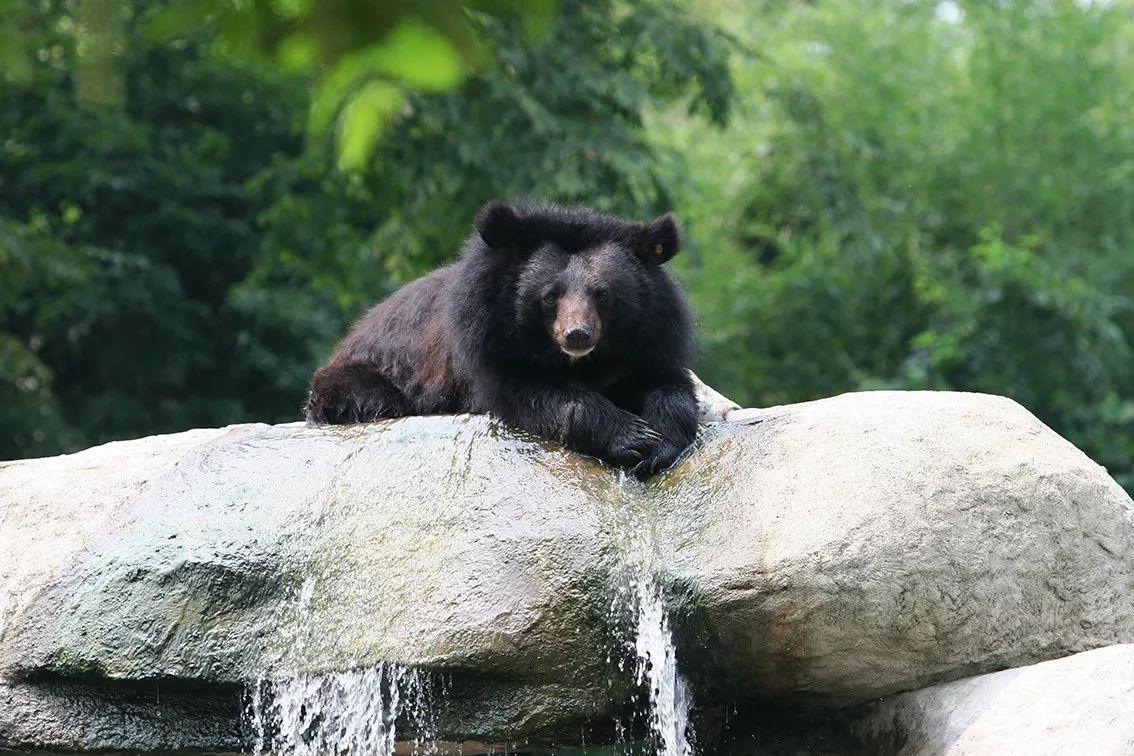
left=0, top=222, right=84, bottom=457
left=346, top=0, right=734, bottom=275
left=0, top=0, right=733, bottom=459
left=1, top=0, right=1130, bottom=496
left=0, top=6, right=321, bottom=456
left=0, top=0, right=558, bottom=167
left=679, top=0, right=1134, bottom=491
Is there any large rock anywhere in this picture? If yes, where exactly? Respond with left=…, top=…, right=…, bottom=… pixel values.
left=0, top=417, right=626, bottom=745
left=856, top=643, right=1134, bottom=754
left=658, top=391, right=1134, bottom=703
left=1, top=390, right=1132, bottom=752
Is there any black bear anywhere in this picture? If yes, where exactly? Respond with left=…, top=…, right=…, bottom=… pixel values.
left=305, top=201, right=698, bottom=476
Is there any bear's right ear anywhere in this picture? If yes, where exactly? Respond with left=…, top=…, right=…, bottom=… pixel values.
left=638, top=213, right=682, bottom=265
left=475, top=202, right=525, bottom=251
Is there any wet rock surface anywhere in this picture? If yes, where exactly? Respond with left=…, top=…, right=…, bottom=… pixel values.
left=1, top=390, right=1132, bottom=753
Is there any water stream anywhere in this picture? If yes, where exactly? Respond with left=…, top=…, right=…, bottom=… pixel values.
left=609, top=473, right=695, bottom=756
left=248, top=663, right=438, bottom=756
left=245, top=576, right=438, bottom=755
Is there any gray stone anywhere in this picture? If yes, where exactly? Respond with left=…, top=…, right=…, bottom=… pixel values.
left=2, top=389, right=1132, bottom=752
left=856, top=644, right=1134, bottom=755
left=657, top=391, right=1134, bottom=704
left=0, top=679, right=242, bottom=752
left=0, top=417, right=624, bottom=747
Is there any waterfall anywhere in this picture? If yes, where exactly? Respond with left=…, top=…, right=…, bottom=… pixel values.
left=610, top=473, right=695, bottom=756
left=247, top=662, right=437, bottom=756
left=623, top=576, right=695, bottom=756
left=245, top=576, right=437, bottom=755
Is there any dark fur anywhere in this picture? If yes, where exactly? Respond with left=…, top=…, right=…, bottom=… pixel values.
left=306, top=202, right=698, bottom=476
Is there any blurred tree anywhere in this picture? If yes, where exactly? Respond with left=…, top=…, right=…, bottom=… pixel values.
left=0, top=0, right=558, bottom=168
left=677, top=0, right=1134, bottom=491
left=306, top=0, right=734, bottom=281
left=4, top=0, right=1129, bottom=497
left=0, top=15, right=311, bottom=453
left=0, top=0, right=734, bottom=459
left=0, top=221, right=86, bottom=457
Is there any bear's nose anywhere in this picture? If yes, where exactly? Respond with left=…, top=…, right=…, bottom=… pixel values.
left=564, top=326, right=594, bottom=349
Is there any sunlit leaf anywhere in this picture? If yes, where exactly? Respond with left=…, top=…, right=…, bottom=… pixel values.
left=336, top=80, right=404, bottom=171
left=276, top=32, right=316, bottom=71
left=368, top=19, right=466, bottom=92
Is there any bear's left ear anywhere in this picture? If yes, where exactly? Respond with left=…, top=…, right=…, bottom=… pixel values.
left=638, top=213, right=682, bottom=265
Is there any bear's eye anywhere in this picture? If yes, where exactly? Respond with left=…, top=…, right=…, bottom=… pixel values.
left=593, top=288, right=609, bottom=302
left=541, top=290, right=558, bottom=307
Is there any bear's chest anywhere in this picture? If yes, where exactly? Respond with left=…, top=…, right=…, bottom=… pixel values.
left=567, top=361, right=632, bottom=392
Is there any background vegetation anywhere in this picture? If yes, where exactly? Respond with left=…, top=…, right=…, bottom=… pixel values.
left=2, top=0, right=1132, bottom=493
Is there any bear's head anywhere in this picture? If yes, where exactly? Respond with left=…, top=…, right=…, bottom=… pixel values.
left=473, top=202, right=685, bottom=364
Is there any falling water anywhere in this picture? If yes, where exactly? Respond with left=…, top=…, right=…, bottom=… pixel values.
left=622, top=576, right=694, bottom=756
left=245, top=576, right=438, bottom=755
left=611, top=474, right=695, bottom=756
left=247, top=662, right=438, bottom=756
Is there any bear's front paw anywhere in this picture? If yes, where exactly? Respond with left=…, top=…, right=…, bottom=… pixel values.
left=603, top=414, right=663, bottom=469
left=632, top=439, right=689, bottom=479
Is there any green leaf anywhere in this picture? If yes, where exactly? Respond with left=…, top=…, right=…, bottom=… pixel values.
left=369, top=19, right=466, bottom=92
left=336, top=80, right=404, bottom=171
left=276, top=32, right=317, bottom=72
